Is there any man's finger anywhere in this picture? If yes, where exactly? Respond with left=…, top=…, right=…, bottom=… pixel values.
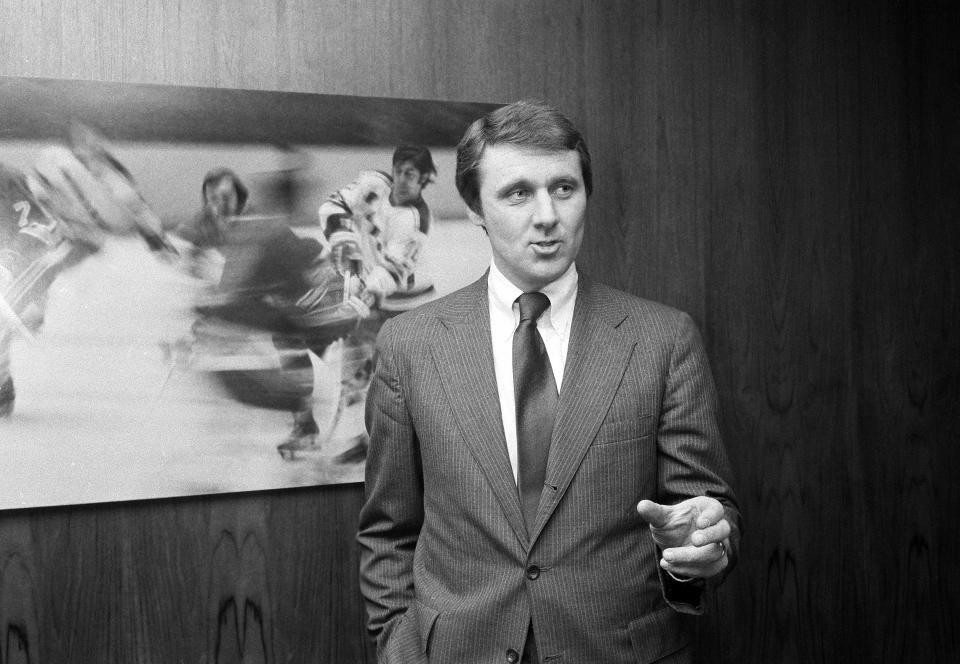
left=692, top=496, right=725, bottom=528
left=636, top=499, right=670, bottom=528
left=662, top=542, right=727, bottom=565
left=690, top=519, right=731, bottom=547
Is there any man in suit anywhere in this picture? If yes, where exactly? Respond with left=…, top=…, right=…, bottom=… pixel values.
left=358, top=100, right=741, bottom=663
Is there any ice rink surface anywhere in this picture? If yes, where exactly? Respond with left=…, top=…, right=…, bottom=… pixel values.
left=1, top=238, right=365, bottom=510
left=2, top=215, right=488, bottom=510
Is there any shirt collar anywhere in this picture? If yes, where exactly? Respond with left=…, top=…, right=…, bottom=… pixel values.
left=487, top=260, right=579, bottom=340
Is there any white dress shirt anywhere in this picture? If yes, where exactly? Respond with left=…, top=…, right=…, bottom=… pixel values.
left=487, top=260, right=578, bottom=482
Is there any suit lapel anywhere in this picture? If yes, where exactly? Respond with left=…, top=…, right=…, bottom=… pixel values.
left=531, top=277, right=637, bottom=540
left=430, top=276, right=529, bottom=546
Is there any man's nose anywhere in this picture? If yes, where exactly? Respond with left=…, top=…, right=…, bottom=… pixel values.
left=531, top=191, right=558, bottom=228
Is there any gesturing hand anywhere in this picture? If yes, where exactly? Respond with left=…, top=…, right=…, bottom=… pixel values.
left=636, top=496, right=731, bottom=580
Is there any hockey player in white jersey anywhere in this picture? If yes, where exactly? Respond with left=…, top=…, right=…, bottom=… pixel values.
left=278, top=145, right=437, bottom=458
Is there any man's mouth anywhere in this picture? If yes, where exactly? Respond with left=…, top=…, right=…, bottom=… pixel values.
left=531, top=240, right=560, bottom=254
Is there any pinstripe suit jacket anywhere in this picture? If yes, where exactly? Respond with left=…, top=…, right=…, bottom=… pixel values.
left=358, top=274, right=740, bottom=664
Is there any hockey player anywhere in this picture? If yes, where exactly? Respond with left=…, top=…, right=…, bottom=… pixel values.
left=0, top=163, right=96, bottom=418
left=171, top=168, right=249, bottom=285
left=0, top=167, right=43, bottom=417
left=178, top=168, right=249, bottom=247
left=278, top=145, right=437, bottom=458
left=0, top=127, right=175, bottom=418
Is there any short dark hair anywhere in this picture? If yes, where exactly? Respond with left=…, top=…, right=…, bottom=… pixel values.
left=392, top=145, right=437, bottom=182
left=455, top=100, right=592, bottom=215
left=201, top=168, right=248, bottom=212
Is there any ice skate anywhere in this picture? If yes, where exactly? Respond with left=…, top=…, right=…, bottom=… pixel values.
left=0, top=377, right=13, bottom=418
left=276, top=412, right=320, bottom=460
left=334, top=433, right=369, bottom=465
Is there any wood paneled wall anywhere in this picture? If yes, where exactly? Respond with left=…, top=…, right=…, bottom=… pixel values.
left=1, top=1, right=956, bottom=662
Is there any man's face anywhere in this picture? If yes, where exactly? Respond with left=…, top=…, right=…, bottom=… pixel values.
left=391, top=160, right=425, bottom=206
left=204, top=178, right=240, bottom=217
left=469, top=144, right=586, bottom=292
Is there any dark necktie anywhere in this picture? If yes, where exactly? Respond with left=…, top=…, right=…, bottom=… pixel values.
left=514, top=292, right=558, bottom=532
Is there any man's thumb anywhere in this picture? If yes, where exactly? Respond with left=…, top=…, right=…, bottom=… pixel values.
left=636, top=499, right=671, bottom=528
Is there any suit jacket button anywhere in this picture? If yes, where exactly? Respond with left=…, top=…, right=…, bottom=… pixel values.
left=506, top=648, right=520, bottom=663
left=526, top=565, right=540, bottom=580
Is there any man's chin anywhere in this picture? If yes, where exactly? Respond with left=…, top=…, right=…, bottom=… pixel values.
left=518, top=263, right=573, bottom=291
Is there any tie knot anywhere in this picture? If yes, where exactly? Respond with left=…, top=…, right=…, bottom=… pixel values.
left=517, top=292, right=550, bottom=323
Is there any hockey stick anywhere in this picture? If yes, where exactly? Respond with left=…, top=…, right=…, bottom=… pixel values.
left=0, top=290, right=37, bottom=343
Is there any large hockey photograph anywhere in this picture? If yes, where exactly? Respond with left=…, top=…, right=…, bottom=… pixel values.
left=0, top=77, right=495, bottom=510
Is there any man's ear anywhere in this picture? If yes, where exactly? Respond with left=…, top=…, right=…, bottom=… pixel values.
left=467, top=208, right=485, bottom=229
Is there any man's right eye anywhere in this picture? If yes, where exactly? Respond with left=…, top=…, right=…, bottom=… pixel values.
left=506, top=189, right=529, bottom=203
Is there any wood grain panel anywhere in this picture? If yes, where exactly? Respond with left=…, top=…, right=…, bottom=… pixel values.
left=848, top=5, right=913, bottom=661
left=852, top=1, right=959, bottom=660
left=0, top=488, right=373, bottom=663
left=0, top=517, right=39, bottom=664
left=695, top=3, right=767, bottom=661
left=1, top=0, right=596, bottom=103
left=579, top=2, right=658, bottom=293
left=701, top=2, right=859, bottom=660
left=913, top=8, right=960, bottom=654
left=579, top=1, right=712, bottom=321
left=698, top=1, right=958, bottom=662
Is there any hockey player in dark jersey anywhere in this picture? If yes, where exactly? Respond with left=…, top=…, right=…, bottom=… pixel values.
left=0, top=126, right=175, bottom=418
left=168, top=163, right=380, bottom=433
left=0, top=167, right=43, bottom=417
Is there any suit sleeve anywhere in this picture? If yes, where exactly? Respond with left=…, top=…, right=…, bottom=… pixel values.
left=357, top=318, right=426, bottom=660
left=656, top=312, right=742, bottom=613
